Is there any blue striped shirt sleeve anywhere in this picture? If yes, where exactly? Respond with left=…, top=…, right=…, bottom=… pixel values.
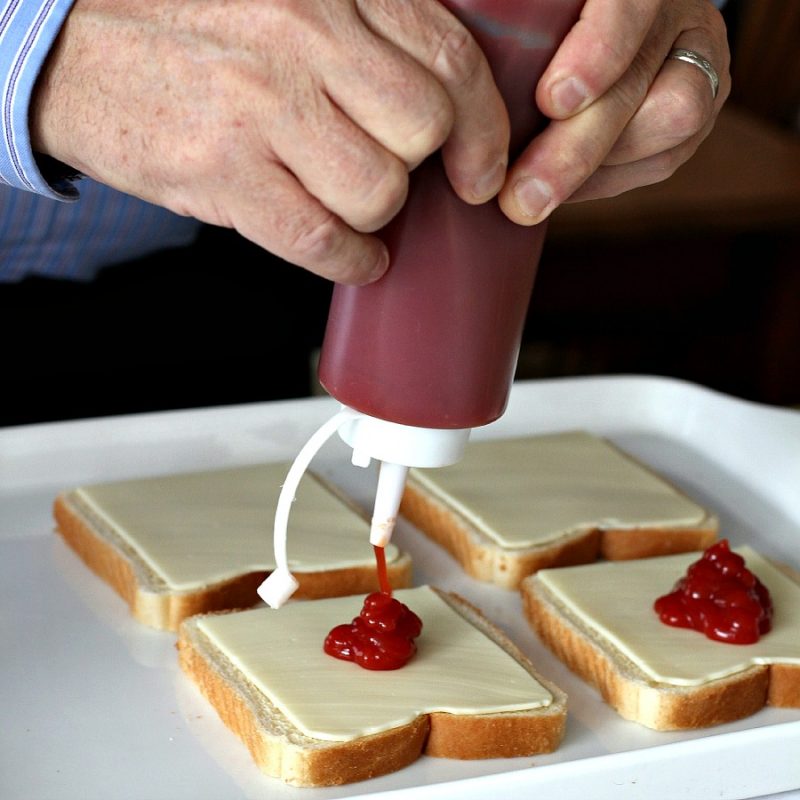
left=0, top=0, right=202, bottom=283
left=0, top=0, right=78, bottom=200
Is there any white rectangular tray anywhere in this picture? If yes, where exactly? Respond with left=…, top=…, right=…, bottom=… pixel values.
left=2, top=375, right=799, bottom=800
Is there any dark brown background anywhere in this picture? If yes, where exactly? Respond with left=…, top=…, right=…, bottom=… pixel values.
left=2, top=0, right=798, bottom=427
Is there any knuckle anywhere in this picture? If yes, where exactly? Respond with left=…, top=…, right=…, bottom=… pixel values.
left=324, top=251, right=375, bottom=285
left=401, top=100, right=453, bottom=164
left=281, top=207, right=343, bottom=264
left=431, top=23, right=484, bottom=91
left=696, top=0, right=726, bottom=38
left=316, top=151, right=408, bottom=232
left=672, top=90, right=707, bottom=139
left=646, top=147, right=684, bottom=183
left=615, top=52, right=655, bottom=108
left=659, top=84, right=708, bottom=142
left=584, top=27, right=637, bottom=89
left=555, top=146, right=598, bottom=200
left=692, top=7, right=731, bottom=79
left=349, top=161, right=408, bottom=231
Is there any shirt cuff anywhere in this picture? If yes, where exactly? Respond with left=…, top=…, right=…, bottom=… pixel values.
left=0, top=0, right=80, bottom=200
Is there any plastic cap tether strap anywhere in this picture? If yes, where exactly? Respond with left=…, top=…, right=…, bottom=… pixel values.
left=258, top=408, right=358, bottom=609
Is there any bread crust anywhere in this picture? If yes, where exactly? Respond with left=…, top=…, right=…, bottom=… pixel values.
left=178, top=627, right=430, bottom=786
left=521, top=573, right=799, bottom=730
left=402, top=478, right=717, bottom=590
left=176, top=589, right=567, bottom=786
left=54, top=491, right=412, bottom=631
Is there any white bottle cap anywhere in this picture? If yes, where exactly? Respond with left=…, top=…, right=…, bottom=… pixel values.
left=340, top=409, right=470, bottom=547
left=257, top=406, right=470, bottom=608
left=337, top=410, right=470, bottom=468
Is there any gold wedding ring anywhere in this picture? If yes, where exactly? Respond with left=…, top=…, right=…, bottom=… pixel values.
left=668, top=48, right=720, bottom=99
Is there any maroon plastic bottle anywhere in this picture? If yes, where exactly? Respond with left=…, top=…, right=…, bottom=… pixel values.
left=318, top=0, right=584, bottom=430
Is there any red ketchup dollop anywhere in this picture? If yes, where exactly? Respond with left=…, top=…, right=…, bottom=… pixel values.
left=654, top=539, right=773, bottom=644
left=324, top=591, right=423, bottom=671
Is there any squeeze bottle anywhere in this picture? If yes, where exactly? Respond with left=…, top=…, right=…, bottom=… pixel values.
left=259, top=0, right=585, bottom=608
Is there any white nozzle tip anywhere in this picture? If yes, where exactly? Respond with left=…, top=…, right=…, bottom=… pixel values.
left=369, top=461, right=408, bottom=548
left=370, top=517, right=396, bottom=548
left=258, top=568, right=300, bottom=609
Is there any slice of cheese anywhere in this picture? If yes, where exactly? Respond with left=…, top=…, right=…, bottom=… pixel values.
left=535, top=546, right=800, bottom=685
left=197, top=586, right=553, bottom=741
left=409, top=430, right=711, bottom=549
left=73, top=463, right=399, bottom=590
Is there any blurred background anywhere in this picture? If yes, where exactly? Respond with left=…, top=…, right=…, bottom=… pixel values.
left=1, top=0, right=798, bottom=427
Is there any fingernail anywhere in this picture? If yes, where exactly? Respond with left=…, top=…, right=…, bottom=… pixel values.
left=472, top=159, right=507, bottom=202
left=513, top=177, right=555, bottom=221
left=366, top=245, right=390, bottom=283
left=550, top=76, right=589, bottom=116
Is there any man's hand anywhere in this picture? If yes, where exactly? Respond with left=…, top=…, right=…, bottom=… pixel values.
left=31, top=0, right=731, bottom=283
left=30, top=0, right=510, bottom=284
left=499, top=0, right=731, bottom=224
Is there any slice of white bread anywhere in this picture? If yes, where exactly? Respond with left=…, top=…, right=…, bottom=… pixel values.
left=521, top=546, right=800, bottom=730
left=177, top=586, right=567, bottom=787
left=54, top=463, right=411, bottom=631
left=401, top=430, right=718, bottom=589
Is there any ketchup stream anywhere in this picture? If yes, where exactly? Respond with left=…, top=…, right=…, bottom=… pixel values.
left=373, top=544, right=392, bottom=596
